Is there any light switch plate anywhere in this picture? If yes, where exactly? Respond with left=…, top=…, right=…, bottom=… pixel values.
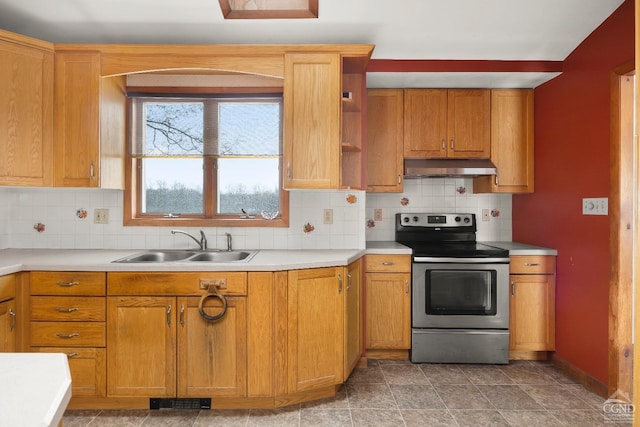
left=323, top=209, right=333, bottom=224
left=374, top=209, right=383, bottom=221
left=582, top=197, right=608, bottom=215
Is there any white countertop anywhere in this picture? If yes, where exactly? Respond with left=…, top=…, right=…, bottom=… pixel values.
left=365, top=241, right=412, bottom=254
left=0, top=248, right=365, bottom=275
left=0, top=353, right=72, bottom=427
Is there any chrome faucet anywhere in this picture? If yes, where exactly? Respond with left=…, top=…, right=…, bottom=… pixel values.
left=171, top=229, right=207, bottom=250
left=225, top=232, right=232, bottom=251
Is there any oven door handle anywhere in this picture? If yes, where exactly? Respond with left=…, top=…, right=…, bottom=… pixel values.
left=413, top=256, right=510, bottom=263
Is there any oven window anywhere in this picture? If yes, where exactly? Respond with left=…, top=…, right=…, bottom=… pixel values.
left=426, top=270, right=497, bottom=315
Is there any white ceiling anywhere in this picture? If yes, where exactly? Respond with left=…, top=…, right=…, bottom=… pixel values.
left=0, top=0, right=625, bottom=88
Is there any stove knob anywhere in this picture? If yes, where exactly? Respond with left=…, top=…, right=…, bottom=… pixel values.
left=412, top=216, right=419, bottom=222
left=463, top=217, right=471, bottom=223
left=454, top=216, right=461, bottom=222
left=403, top=216, right=410, bottom=223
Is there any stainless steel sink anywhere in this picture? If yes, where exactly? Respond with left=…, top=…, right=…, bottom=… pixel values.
left=113, top=250, right=256, bottom=263
left=187, top=251, right=253, bottom=262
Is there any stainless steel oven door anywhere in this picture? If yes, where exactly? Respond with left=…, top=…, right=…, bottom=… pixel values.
left=412, top=260, right=509, bottom=329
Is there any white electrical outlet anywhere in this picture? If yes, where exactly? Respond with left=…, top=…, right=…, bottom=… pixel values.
left=323, top=209, right=333, bottom=224
left=374, top=209, right=383, bottom=221
left=582, top=197, right=608, bottom=215
left=94, top=208, right=109, bottom=224
left=482, top=209, right=490, bottom=221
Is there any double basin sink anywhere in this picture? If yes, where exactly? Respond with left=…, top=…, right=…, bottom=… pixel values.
left=113, top=250, right=256, bottom=263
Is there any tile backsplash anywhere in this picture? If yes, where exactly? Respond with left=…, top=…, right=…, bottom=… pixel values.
left=0, top=178, right=510, bottom=251
left=0, top=187, right=366, bottom=250
left=365, top=178, right=512, bottom=242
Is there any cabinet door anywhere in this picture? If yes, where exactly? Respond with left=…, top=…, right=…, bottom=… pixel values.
left=365, top=273, right=411, bottom=349
left=177, top=296, right=247, bottom=398
left=447, top=89, right=491, bottom=158
left=54, top=51, right=101, bottom=187
left=287, top=267, right=344, bottom=392
left=474, top=89, right=534, bottom=193
left=0, top=300, right=16, bottom=352
left=366, top=89, right=404, bottom=192
left=0, top=38, right=53, bottom=186
left=283, top=53, right=341, bottom=189
left=509, top=274, right=555, bottom=351
left=403, top=89, right=448, bottom=158
left=107, top=296, right=177, bottom=397
left=344, top=259, right=362, bottom=378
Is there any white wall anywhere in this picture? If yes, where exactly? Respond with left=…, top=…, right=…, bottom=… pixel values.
left=3, top=187, right=366, bottom=250
left=0, top=188, right=9, bottom=249
left=365, top=177, right=512, bottom=242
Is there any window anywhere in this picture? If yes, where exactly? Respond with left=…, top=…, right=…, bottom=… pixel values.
left=124, top=94, right=288, bottom=227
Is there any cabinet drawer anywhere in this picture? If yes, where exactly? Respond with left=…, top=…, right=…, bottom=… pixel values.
left=0, top=274, right=16, bottom=302
left=31, top=272, right=106, bottom=296
left=510, top=256, right=556, bottom=275
left=31, top=296, right=106, bottom=321
left=34, top=347, right=106, bottom=397
left=30, top=321, right=106, bottom=346
left=365, top=255, right=411, bottom=273
left=107, top=272, right=248, bottom=296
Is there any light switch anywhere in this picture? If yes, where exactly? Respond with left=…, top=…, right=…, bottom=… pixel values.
left=323, top=209, right=333, bottom=224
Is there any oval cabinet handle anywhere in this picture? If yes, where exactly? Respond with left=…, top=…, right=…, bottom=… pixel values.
left=55, top=307, right=79, bottom=313
left=9, top=308, right=16, bottom=331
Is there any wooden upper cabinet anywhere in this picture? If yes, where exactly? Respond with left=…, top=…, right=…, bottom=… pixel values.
left=0, top=32, right=54, bottom=186
left=283, top=52, right=341, bottom=189
left=404, top=89, right=490, bottom=159
left=54, top=51, right=125, bottom=188
left=474, top=89, right=534, bottom=193
left=366, top=89, right=404, bottom=192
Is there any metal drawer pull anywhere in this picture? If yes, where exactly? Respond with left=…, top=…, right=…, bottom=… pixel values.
left=511, top=281, right=516, bottom=296
left=524, top=263, right=540, bottom=266
left=381, top=262, right=395, bottom=266
left=55, top=307, right=78, bottom=313
left=166, top=305, right=172, bottom=326
left=56, top=281, right=79, bottom=287
left=338, top=274, right=343, bottom=294
left=405, top=280, right=409, bottom=294
left=180, top=305, right=185, bottom=327
left=347, top=273, right=352, bottom=291
left=66, top=353, right=79, bottom=358
left=56, top=333, right=79, bottom=339
left=9, top=308, right=16, bottom=331
left=198, top=284, right=228, bottom=322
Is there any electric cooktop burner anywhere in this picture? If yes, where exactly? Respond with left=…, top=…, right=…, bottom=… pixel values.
left=395, top=213, right=509, bottom=259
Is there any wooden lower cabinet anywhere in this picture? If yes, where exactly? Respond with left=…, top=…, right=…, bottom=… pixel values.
left=177, top=296, right=247, bottom=398
left=365, top=255, right=412, bottom=357
left=509, top=255, right=556, bottom=357
left=36, top=347, right=106, bottom=397
left=107, top=296, right=177, bottom=397
left=30, top=271, right=107, bottom=397
left=0, top=299, right=17, bottom=352
left=287, top=267, right=345, bottom=392
left=107, top=295, right=247, bottom=398
left=344, top=259, right=362, bottom=378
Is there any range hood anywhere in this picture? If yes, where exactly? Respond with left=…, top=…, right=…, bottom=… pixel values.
left=404, top=158, right=497, bottom=178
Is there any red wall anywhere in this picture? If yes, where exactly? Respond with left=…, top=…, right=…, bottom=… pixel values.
left=512, top=0, right=634, bottom=384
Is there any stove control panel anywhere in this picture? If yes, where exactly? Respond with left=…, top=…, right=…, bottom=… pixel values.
left=399, top=213, right=474, bottom=228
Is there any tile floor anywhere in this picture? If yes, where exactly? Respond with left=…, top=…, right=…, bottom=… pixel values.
left=62, top=360, right=629, bottom=426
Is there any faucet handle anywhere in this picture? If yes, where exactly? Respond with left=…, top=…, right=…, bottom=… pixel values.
left=199, top=230, right=208, bottom=250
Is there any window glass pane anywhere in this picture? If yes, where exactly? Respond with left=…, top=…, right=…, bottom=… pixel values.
left=216, top=102, right=280, bottom=156
left=217, top=158, right=280, bottom=215
left=141, top=158, right=203, bottom=214
left=143, top=102, right=204, bottom=156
